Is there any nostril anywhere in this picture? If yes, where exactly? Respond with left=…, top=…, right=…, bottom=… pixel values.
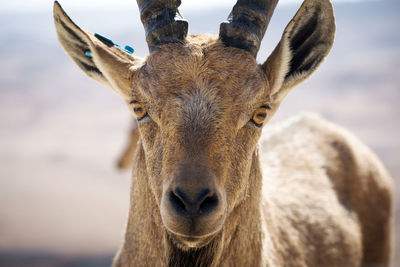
left=167, top=187, right=220, bottom=217
left=199, top=194, right=219, bottom=214
left=169, top=190, right=187, bottom=214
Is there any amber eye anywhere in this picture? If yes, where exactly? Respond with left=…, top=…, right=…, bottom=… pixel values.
left=251, top=106, right=268, bottom=127
left=132, top=102, right=148, bottom=120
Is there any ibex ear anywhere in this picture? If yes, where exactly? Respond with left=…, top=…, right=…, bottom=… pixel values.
left=262, top=0, right=335, bottom=104
left=53, top=1, right=144, bottom=101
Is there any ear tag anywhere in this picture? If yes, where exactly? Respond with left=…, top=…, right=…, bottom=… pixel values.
left=92, top=33, right=135, bottom=56
left=124, top=45, right=134, bottom=54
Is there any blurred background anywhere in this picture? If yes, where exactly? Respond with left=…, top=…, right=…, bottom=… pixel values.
left=0, top=0, right=398, bottom=266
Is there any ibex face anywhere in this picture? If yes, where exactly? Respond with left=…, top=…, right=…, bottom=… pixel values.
left=54, top=0, right=335, bottom=249
left=133, top=40, right=268, bottom=246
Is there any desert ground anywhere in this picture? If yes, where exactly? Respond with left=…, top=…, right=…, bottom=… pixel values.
left=0, top=0, right=399, bottom=266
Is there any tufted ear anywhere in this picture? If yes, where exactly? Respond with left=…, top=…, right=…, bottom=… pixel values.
left=53, top=1, right=144, bottom=101
left=262, top=0, right=335, bottom=104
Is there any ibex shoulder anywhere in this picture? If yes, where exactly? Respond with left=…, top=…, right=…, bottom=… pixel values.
left=259, top=113, right=393, bottom=265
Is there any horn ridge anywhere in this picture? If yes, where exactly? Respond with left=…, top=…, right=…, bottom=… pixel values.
left=137, top=0, right=188, bottom=51
left=220, top=0, right=279, bottom=57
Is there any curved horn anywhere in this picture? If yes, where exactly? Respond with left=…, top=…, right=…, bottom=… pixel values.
left=219, top=0, right=279, bottom=57
left=137, top=0, right=188, bottom=51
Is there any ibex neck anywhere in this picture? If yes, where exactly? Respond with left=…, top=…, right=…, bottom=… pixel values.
left=115, top=146, right=264, bottom=266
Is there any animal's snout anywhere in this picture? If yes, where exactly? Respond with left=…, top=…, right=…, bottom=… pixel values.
left=160, top=164, right=226, bottom=241
left=168, top=184, right=220, bottom=218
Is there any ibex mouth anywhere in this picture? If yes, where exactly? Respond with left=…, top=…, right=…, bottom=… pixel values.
left=166, top=228, right=220, bottom=249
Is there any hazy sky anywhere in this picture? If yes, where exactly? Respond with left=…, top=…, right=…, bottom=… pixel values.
left=0, top=0, right=376, bottom=13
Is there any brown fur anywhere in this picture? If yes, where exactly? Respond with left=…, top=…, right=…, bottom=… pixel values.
left=53, top=1, right=393, bottom=266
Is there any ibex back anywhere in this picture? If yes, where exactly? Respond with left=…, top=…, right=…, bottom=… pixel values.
left=54, top=0, right=393, bottom=266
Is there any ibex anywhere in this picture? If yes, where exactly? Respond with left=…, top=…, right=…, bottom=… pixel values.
left=54, top=0, right=393, bottom=266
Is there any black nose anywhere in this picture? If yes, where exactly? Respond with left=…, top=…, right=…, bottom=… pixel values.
left=161, top=164, right=226, bottom=237
left=169, top=187, right=219, bottom=217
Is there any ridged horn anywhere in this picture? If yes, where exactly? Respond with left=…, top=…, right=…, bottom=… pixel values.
left=137, top=0, right=188, bottom=51
left=219, top=0, right=279, bottom=58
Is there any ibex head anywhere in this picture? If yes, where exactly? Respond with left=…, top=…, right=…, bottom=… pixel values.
left=54, top=0, right=335, bottom=249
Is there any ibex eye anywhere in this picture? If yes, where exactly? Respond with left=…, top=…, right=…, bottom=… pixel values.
left=251, top=106, right=269, bottom=127
left=131, top=102, right=148, bottom=121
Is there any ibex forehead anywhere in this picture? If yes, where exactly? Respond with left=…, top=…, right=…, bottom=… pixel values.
left=134, top=35, right=269, bottom=103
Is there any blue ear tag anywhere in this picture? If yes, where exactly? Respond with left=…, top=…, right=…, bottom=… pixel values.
left=86, top=33, right=135, bottom=57
left=124, top=45, right=134, bottom=54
